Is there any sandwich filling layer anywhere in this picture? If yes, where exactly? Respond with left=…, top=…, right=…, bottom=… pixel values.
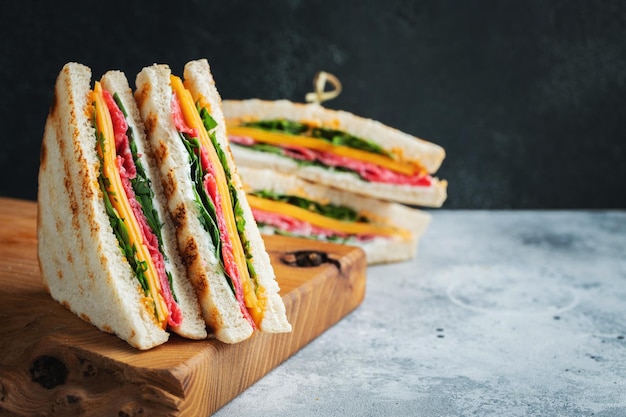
left=93, top=82, right=181, bottom=329
left=247, top=191, right=411, bottom=243
left=169, top=76, right=266, bottom=329
left=227, top=119, right=432, bottom=187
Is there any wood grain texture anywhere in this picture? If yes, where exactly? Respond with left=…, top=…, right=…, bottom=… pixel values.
left=0, top=197, right=366, bottom=416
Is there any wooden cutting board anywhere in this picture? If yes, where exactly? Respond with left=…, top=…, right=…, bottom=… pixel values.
left=0, top=197, right=366, bottom=417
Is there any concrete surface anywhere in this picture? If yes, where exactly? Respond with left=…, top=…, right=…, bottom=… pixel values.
left=215, top=210, right=626, bottom=417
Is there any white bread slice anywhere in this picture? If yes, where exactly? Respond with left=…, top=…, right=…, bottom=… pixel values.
left=183, top=59, right=291, bottom=335
left=37, top=62, right=169, bottom=350
left=231, top=145, right=447, bottom=207
left=222, top=99, right=448, bottom=207
left=238, top=167, right=432, bottom=265
left=100, top=71, right=207, bottom=340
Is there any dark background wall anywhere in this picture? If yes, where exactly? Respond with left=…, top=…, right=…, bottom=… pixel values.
left=1, top=0, right=624, bottom=209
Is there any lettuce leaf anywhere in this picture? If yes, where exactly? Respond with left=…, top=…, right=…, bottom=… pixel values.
left=250, top=190, right=369, bottom=223
left=199, top=106, right=256, bottom=280
left=113, top=93, right=176, bottom=301
left=180, top=134, right=222, bottom=262
left=96, top=130, right=149, bottom=295
left=243, top=119, right=307, bottom=135
left=242, top=118, right=391, bottom=157
left=112, top=94, right=164, bottom=249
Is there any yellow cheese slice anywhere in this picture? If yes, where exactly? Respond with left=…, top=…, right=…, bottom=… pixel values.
left=227, top=125, right=424, bottom=176
left=93, top=82, right=168, bottom=329
left=170, top=76, right=266, bottom=326
left=247, top=195, right=411, bottom=240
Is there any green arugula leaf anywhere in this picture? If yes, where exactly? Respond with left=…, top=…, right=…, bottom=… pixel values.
left=247, top=143, right=286, bottom=156
left=251, top=190, right=369, bottom=223
left=180, top=134, right=222, bottom=259
left=200, top=106, right=257, bottom=279
left=96, top=124, right=148, bottom=292
left=113, top=93, right=176, bottom=301
left=113, top=94, right=165, bottom=249
left=260, top=223, right=352, bottom=244
left=242, top=118, right=391, bottom=158
left=98, top=170, right=150, bottom=294
left=311, top=127, right=391, bottom=158
left=243, top=119, right=307, bottom=135
left=198, top=104, right=218, bottom=131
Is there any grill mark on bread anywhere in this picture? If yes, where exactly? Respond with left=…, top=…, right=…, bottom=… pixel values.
left=172, top=202, right=187, bottom=229
left=74, top=146, right=95, bottom=231
left=193, top=273, right=209, bottom=315
left=63, top=174, right=72, bottom=197
left=179, top=235, right=210, bottom=304
left=82, top=314, right=93, bottom=325
left=134, top=81, right=151, bottom=110
left=97, top=251, right=106, bottom=263
left=206, top=305, right=221, bottom=334
left=70, top=103, right=97, bottom=237
left=151, top=137, right=168, bottom=165
left=39, top=141, right=47, bottom=168
left=49, top=84, right=59, bottom=117
left=163, top=169, right=177, bottom=200
left=179, top=235, right=198, bottom=268
left=87, top=271, right=96, bottom=286
left=143, top=114, right=157, bottom=142
left=63, top=161, right=80, bottom=234
left=204, top=310, right=217, bottom=334
left=58, top=105, right=81, bottom=243
left=57, top=74, right=86, bottom=255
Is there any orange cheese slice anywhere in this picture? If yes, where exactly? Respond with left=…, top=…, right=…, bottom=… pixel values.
left=227, top=125, right=424, bottom=176
left=170, top=76, right=266, bottom=326
left=247, top=195, right=411, bottom=240
left=93, top=82, right=168, bottom=329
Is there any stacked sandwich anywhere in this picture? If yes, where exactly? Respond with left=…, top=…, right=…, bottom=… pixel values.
left=37, top=60, right=291, bottom=350
left=221, top=91, right=448, bottom=265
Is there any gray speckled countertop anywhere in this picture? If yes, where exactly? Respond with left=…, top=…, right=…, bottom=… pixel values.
left=215, top=211, right=626, bottom=417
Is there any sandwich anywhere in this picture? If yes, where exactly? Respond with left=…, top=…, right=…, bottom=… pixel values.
left=37, top=62, right=207, bottom=350
left=238, top=167, right=431, bottom=265
left=222, top=99, right=448, bottom=207
left=134, top=59, right=291, bottom=344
